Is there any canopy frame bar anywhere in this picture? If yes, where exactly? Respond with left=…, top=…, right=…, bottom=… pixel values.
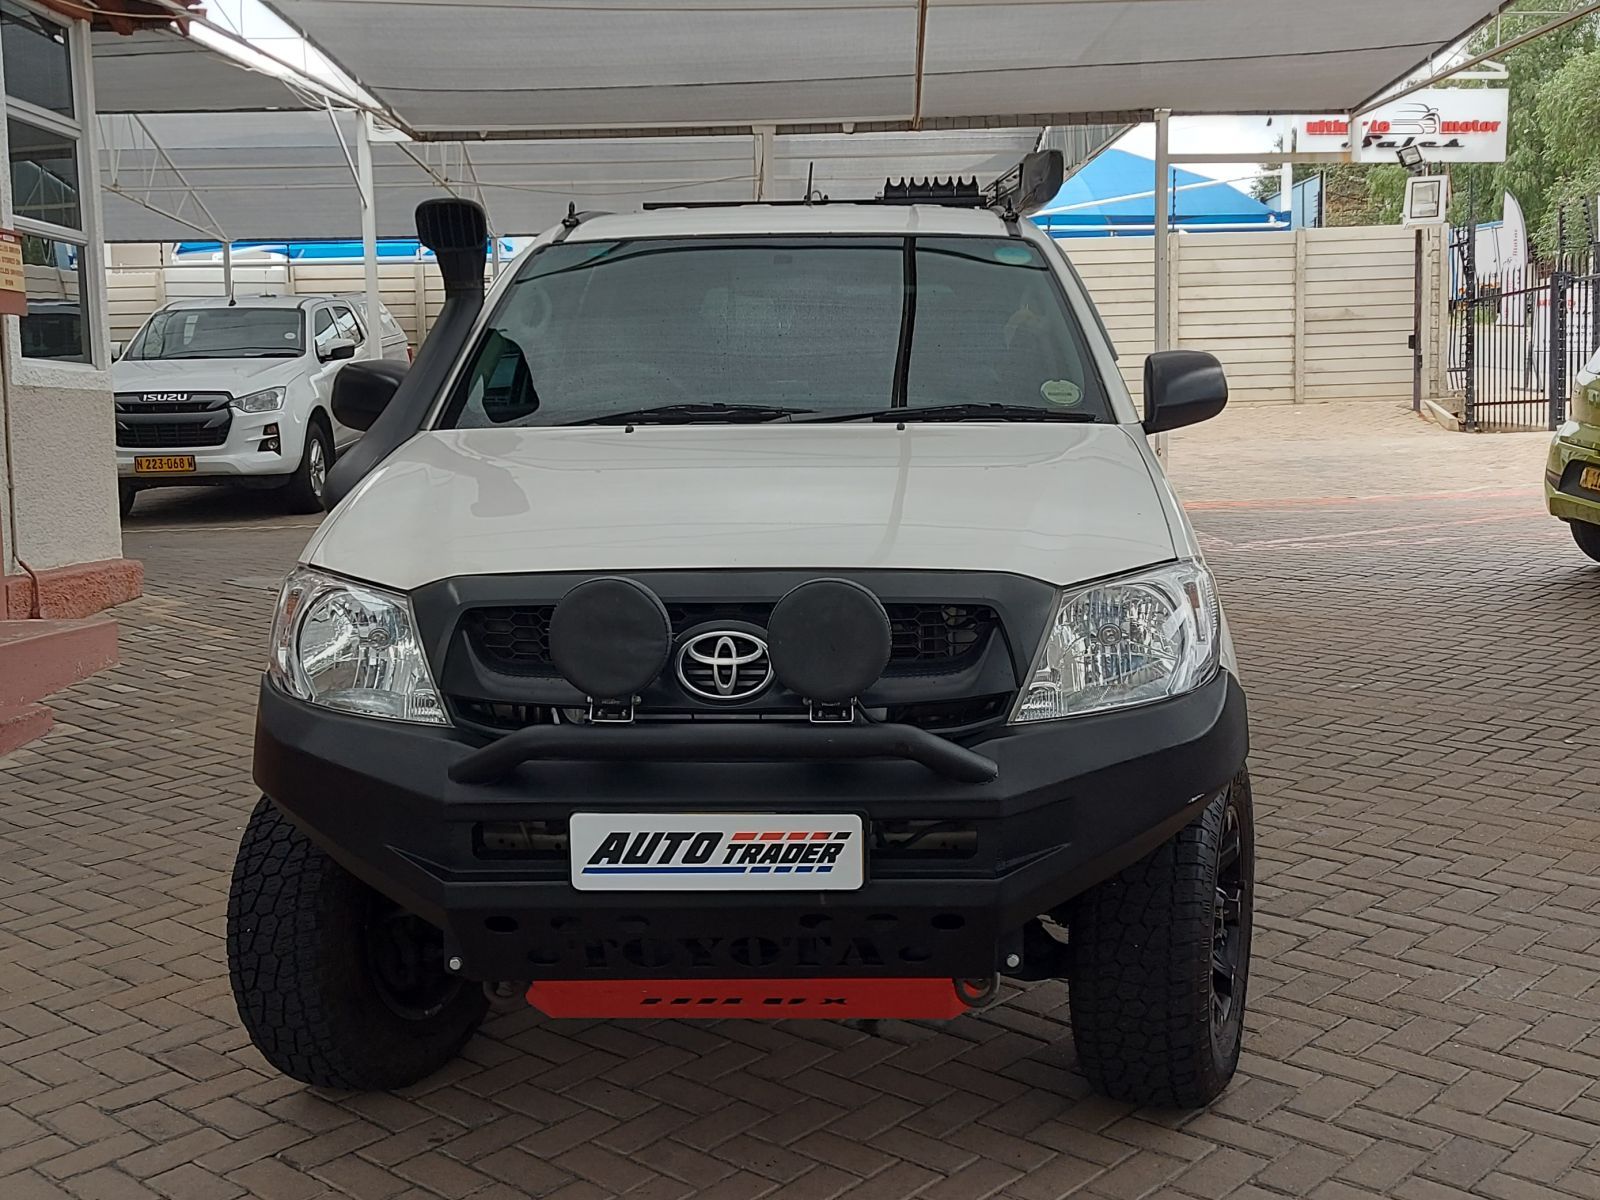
left=103, top=112, right=229, bottom=240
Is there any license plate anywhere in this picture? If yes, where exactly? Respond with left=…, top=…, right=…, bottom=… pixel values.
left=1582, top=465, right=1600, bottom=492
left=133, top=455, right=196, bottom=474
left=570, top=813, right=864, bottom=891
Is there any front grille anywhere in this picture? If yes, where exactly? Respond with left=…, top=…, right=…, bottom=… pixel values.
left=463, top=608, right=554, bottom=677
left=888, top=605, right=998, bottom=669
left=117, top=421, right=230, bottom=448
left=454, top=699, right=557, bottom=730
left=463, top=602, right=999, bottom=677
left=118, top=399, right=213, bottom=414
left=115, top=393, right=232, bottom=449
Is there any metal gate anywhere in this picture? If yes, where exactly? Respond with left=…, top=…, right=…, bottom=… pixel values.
left=1449, top=227, right=1600, bottom=431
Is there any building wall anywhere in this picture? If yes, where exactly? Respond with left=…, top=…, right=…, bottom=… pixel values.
left=3, top=376, right=122, bottom=570
left=0, top=4, right=135, bottom=604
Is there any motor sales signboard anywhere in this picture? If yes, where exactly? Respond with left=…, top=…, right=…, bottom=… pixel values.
left=1295, top=88, right=1508, bottom=164
left=0, top=230, right=26, bottom=317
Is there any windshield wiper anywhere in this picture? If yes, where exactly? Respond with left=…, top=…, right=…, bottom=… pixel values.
left=567, top=403, right=814, bottom=426
left=805, top=403, right=1100, bottom=424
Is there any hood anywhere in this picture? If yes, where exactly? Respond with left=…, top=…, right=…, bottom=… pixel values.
left=305, top=424, right=1178, bottom=591
left=111, top=355, right=306, bottom=395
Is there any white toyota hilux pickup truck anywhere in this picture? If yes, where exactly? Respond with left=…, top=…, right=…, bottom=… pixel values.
left=228, top=156, right=1254, bottom=1108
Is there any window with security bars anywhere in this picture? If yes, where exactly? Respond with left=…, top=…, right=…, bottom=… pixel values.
left=2, top=1, right=92, bottom=363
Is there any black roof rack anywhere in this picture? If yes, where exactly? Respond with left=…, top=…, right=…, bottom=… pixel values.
left=641, top=179, right=981, bottom=212
left=636, top=150, right=1065, bottom=220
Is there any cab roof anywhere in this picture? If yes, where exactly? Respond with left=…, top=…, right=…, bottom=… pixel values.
left=563, top=203, right=1022, bottom=243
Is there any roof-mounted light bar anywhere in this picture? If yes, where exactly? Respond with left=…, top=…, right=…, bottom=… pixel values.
left=879, top=176, right=983, bottom=206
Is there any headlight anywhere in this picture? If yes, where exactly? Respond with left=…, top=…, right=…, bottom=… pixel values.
left=267, top=567, right=447, bottom=724
left=1011, top=560, right=1221, bottom=723
left=233, top=387, right=285, bottom=414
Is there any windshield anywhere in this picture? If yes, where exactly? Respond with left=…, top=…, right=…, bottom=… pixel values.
left=439, top=235, right=1113, bottom=427
left=126, top=307, right=304, bottom=360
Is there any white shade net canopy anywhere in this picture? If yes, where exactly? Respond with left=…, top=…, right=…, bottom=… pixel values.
left=98, top=111, right=1061, bottom=240
left=265, top=0, right=1504, bottom=138
left=91, top=29, right=315, bottom=114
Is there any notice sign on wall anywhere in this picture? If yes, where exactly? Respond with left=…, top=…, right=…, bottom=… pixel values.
left=1296, top=89, right=1509, bottom=165
left=0, top=230, right=26, bottom=317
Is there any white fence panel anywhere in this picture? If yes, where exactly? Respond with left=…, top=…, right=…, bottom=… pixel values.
left=1061, top=224, right=1445, bottom=405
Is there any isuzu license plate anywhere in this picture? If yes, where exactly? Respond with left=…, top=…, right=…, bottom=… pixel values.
left=133, top=455, right=195, bottom=474
left=570, top=813, right=864, bottom=892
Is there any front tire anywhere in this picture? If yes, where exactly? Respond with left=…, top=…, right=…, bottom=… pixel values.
left=227, top=797, right=487, bottom=1090
left=1066, top=772, right=1254, bottom=1107
left=1572, top=520, right=1600, bottom=563
left=282, top=419, right=332, bottom=514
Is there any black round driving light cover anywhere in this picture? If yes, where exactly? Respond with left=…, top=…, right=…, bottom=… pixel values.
left=766, top=579, right=892, bottom=703
left=548, top=577, right=672, bottom=700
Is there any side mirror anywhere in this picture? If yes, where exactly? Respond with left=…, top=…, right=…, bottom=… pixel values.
left=110, top=340, right=124, bottom=361
left=320, top=338, right=358, bottom=363
left=1142, top=350, right=1228, bottom=434
left=332, top=358, right=409, bottom=432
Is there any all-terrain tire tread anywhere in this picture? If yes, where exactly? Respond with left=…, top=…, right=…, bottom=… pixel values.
left=1067, top=776, right=1253, bottom=1108
left=226, top=797, right=485, bottom=1090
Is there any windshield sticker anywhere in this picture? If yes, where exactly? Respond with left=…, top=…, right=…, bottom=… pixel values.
left=993, top=245, right=1034, bottom=265
left=1040, top=379, right=1083, bottom=408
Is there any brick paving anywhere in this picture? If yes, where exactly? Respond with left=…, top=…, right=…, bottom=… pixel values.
left=4, top=400, right=1599, bottom=1200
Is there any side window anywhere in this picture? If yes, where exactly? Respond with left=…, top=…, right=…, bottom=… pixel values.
left=312, top=308, right=337, bottom=353
left=461, top=330, right=538, bottom=425
left=5, top=3, right=93, bottom=363
left=332, top=306, right=363, bottom=344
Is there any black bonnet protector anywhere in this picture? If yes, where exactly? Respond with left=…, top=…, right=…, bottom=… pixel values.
left=447, top=575, right=1001, bottom=785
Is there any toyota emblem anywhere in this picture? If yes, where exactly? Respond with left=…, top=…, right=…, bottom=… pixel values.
left=676, top=630, right=773, bottom=702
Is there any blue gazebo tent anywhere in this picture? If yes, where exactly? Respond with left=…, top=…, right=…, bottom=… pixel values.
left=173, top=238, right=516, bottom=261
left=1031, top=150, right=1285, bottom=238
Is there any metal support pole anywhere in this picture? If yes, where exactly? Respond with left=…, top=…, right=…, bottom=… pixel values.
left=1152, top=109, right=1171, bottom=460
left=1411, top=228, right=1424, bottom=412
left=753, top=125, right=776, bottom=201
left=1550, top=267, right=1570, bottom=430
left=1590, top=237, right=1599, bottom=361
left=1462, top=210, right=1477, bottom=430
left=222, top=239, right=234, bottom=304
left=357, top=111, right=382, bottom=359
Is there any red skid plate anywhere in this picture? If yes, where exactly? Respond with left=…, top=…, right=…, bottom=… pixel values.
left=527, top=978, right=969, bottom=1020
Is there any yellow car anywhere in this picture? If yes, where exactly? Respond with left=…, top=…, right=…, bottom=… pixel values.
left=1548, top=348, right=1600, bottom=562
